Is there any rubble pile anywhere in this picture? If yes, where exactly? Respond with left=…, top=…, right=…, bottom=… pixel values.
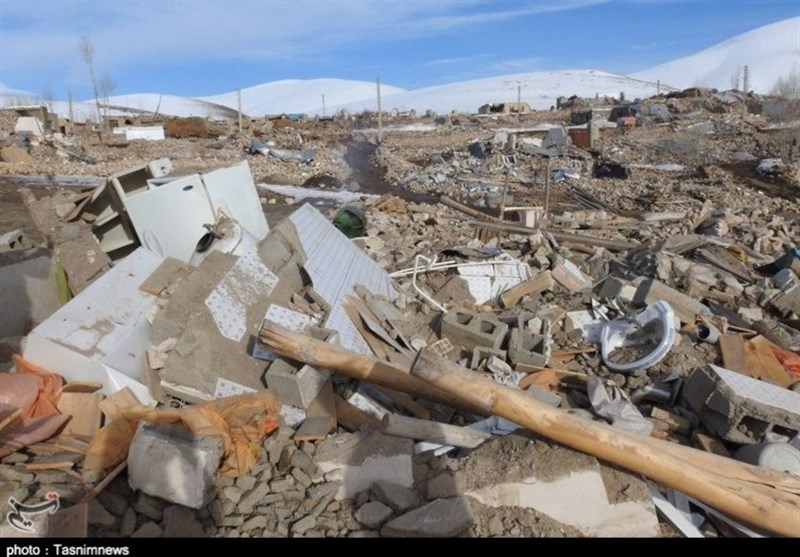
left=0, top=87, right=798, bottom=539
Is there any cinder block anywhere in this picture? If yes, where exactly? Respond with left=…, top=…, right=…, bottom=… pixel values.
left=470, top=346, right=507, bottom=370
left=596, top=277, right=636, bottom=302
left=441, top=309, right=508, bottom=350
left=507, top=327, right=550, bottom=367
left=265, top=359, right=330, bottom=409
left=127, top=423, right=222, bottom=509
left=682, top=364, right=800, bottom=444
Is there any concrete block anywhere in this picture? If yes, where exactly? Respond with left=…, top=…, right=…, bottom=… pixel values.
left=507, top=327, right=550, bottom=368
left=441, top=309, right=508, bottom=350
left=314, top=429, right=414, bottom=500
left=265, top=358, right=330, bottom=409
left=380, top=497, right=474, bottom=537
left=551, top=258, right=592, bottom=292
left=371, top=481, right=424, bottom=514
left=127, top=422, right=222, bottom=509
left=469, top=346, right=507, bottom=370
left=0, top=229, right=35, bottom=252
left=0, top=248, right=61, bottom=338
left=770, top=285, right=800, bottom=318
left=596, top=276, right=636, bottom=302
left=634, top=278, right=711, bottom=324
left=683, top=364, right=800, bottom=444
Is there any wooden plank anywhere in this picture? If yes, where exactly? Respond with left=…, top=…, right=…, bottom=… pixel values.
left=0, top=408, right=22, bottom=432
left=719, top=334, right=751, bottom=376
left=692, top=432, right=731, bottom=458
left=306, top=378, right=337, bottom=434
left=50, top=436, right=90, bottom=455
left=138, top=257, right=189, bottom=296
left=62, top=382, right=102, bottom=393
left=333, top=395, right=382, bottom=432
left=343, top=298, right=390, bottom=360
left=97, top=387, right=141, bottom=422
left=744, top=335, right=793, bottom=388
left=294, top=417, right=333, bottom=442
left=26, top=457, right=79, bottom=471
left=650, top=407, right=691, bottom=435
left=57, top=392, right=103, bottom=439
left=47, top=502, right=88, bottom=538
left=500, top=270, right=555, bottom=308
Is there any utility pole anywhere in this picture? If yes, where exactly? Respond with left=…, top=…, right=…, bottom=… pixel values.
left=657, top=80, right=660, bottom=96
left=743, top=65, right=749, bottom=93
left=237, top=90, right=243, bottom=135
left=377, top=76, right=383, bottom=143
left=322, top=94, right=326, bottom=117
left=68, top=90, right=74, bottom=123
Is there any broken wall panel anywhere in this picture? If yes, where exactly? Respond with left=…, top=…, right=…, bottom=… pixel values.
left=288, top=204, right=397, bottom=355
left=23, top=248, right=163, bottom=403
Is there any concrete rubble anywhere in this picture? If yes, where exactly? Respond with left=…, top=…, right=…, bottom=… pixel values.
left=0, top=87, right=798, bottom=538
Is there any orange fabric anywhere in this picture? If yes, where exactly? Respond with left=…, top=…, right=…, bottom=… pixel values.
left=84, top=390, right=281, bottom=476
left=12, top=355, right=64, bottom=418
left=769, top=345, right=800, bottom=382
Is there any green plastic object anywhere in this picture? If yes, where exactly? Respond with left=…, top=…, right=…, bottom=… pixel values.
left=333, top=205, right=367, bottom=238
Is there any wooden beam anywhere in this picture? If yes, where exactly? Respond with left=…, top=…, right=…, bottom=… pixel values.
left=381, top=413, right=491, bottom=449
left=499, top=270, right=554, bottom=308
left=333, top=395, right=383, bottom=432
left=744, top=335, right=793, bottom=388
left=410, top=347, right=800, bottom=537
left=719, top=334, right=750, bottom=376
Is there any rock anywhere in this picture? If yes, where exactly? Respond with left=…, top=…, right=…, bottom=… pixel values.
left=426, top=472, right=460, bottom=499
left=1, top=453, right=29, bottom=464
left=349, top=530, right=381, bottom=538
left=381, top=497, right=474, bottom=538
left=222, top=485, right=243, bottom=504
left=97, top=491, right=129, bottom=516
left=291, top=468, right=312, bottom=487
left=290, top=449, right=321, bottom=479
left=238, top=483, right=270, bottom=514
left=208, top=500, right=224, bottom=525
left=0, top=146, right=33, bottom=163
left=132, top=521, right=163, bottom=538
left=354, top=501, right=393, bottom=529
left=88, top=500, right=116, bottom=529
left=0, top=465, right=34, bottom=484
left=261, top=493, right=284, bottom=505
left=291, top=515, right=316, bottom=536
left=488, top=515, right=504, bottom=537
left=307, top=482, right=340, bottom=501
left=55, top=202, right=77, bottom=218
left=270, top=477, right=294, bottom=492
left=162, top=505, right=206, bottom=537
left=235, top=475, right=257, bottom=492
left=120, top=507, right=137, bottom=537
left=241, top=515, right=268, bottom=532
left=132, top=493, right=165, bottom=522
left=371, top=481, right=424, bottom=514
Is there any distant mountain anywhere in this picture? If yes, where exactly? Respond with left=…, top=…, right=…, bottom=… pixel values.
left=2, top=17, right=796, bottom=121
left=198, top=78, right=406, bottom=117
left=630, top=17, right=800, bottom=92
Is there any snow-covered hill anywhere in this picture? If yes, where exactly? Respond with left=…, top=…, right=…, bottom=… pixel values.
left=630, top=17, right=800, bottom=93
left=198, top=78, right=406, bottom=117
left=103, top=94, right=237, bottom=119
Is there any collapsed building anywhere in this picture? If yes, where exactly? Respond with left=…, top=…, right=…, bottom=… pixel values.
left=0, top=86, right=799, bottom=539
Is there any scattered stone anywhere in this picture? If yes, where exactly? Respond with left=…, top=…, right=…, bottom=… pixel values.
left=162, top=505, right=206, bottom=537
left=371, top=481, right=424, bottom=514
left=235, top=475, right=257, bottom=492
left=132, top=493, right=165, bottom=522
left=120, top=507, right=137, bottom=537
left=307, top=482, right=340, bottom=501
left=291, top=467, right=312, bottom=487
left=270, top=477, right=294, bottom=493
left=381, top=497, right=475, bottom=538
left=97, top=491, right=129, bottom=517
left=350, top=530, right=381, bottom=538
left=132, top=521, right=163, bottom=538
left=238, top=483, right=271, bottom=514
left=291, top=449, right=321, bottom=479
left=88, top=500, right=116, bottom=529
left=426, top=472, right=460, bottom=499
left=222, top=485, right=243, bottom=504
left=354, top=501, right=393, bottom=529
left=242, top=515, right=268, bottom=532
left=291, top=515, right=317, bottom=536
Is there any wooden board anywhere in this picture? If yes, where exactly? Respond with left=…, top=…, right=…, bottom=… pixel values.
left=744, top=335, right=793, bottom=388
left=97, top=387, right=141, bottom=421
left=719, top=334, right=751, bottom=376
left=138, top=257, right=189, bottom=296
left=693, top=432, right=731, bottom=458
left=650, top=407, right=691, bottom=435
left=333, top=395, right=382, bottom=432
left=47, top=502, right=88, bottom=538
left=26, top=454, right=81, bottom=471
left=294, top=417, right=334, bottom=442
left=500, top=270, right=554, bottom=308
left=57, top=392, right=103, bottom=438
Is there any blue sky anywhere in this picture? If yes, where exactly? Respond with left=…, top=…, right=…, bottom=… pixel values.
left=1, top=0, right=798, bottom=100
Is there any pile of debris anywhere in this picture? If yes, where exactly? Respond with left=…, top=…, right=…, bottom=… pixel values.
left=1, top=88, right=798, bottom=539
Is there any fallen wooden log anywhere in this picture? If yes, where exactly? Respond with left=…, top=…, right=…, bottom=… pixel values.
left=411, top=348, right=800, bottom=537
left=259, top=321, right=800, bottom=536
